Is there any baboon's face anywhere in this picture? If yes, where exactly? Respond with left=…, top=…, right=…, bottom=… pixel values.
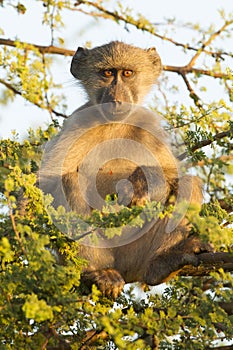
left=93, top=68, right=140, bottom=114
left=70, top=41, right=162, bottom=109
left=95, top=68, right=134, bottom=102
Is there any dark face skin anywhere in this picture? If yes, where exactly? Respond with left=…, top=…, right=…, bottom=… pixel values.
left=95, top=69, right=136, bottom=104
left=93, top=68, right=140, bottom=118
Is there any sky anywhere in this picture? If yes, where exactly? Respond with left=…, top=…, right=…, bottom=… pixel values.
left=0, top=0, right=233, bottom=138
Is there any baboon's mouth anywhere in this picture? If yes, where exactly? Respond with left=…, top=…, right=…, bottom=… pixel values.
left=101, top=102, right=132, bottom=121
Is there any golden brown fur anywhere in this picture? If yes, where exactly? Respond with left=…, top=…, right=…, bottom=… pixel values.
left=39, top=42, right=209, bottom=298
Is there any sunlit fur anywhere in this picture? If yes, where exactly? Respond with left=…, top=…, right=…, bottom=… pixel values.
left=41, top=42, right=206, bottom=298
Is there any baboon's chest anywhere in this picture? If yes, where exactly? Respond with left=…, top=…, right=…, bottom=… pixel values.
left=96, top=159, right=138, bottom=201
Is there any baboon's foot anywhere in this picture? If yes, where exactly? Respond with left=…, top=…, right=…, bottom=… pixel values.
left=82, top=268, right=125, bottom=299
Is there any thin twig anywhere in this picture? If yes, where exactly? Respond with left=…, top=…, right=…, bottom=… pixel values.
left=180, top=73, right=202, bottom=107
left=187, top=20, right=233, bottom=68
left=0, top=78, right=68, bottom=118
left=178, top=129, right=232, bottom=160
left=8, top=204, right=27, bottom=256
left=73, top=1, right=233, bottom=59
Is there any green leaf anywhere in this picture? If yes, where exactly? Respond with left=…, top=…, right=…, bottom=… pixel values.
left=22, top=294, right=53, bottom=322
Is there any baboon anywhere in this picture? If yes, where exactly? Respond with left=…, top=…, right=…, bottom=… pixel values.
left=39, top=41, right=210, bottom=298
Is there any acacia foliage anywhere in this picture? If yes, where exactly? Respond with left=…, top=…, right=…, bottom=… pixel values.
left=0, top=1, right=233, bottom=349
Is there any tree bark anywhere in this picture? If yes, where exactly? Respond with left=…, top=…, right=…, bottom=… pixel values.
left=179, top=252, right=233, bottom=276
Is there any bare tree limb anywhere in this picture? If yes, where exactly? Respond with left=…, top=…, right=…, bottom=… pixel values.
left=163, top=64, right=230, bottom=79
left=0, top=38, right=74, bottom=56
left=179, top=252, right=233, bottom=277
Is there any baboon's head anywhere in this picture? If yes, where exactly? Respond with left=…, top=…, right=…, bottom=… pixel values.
left=70, top=41, right=162, bottom=108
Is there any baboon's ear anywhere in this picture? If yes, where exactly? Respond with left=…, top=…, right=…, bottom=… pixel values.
left=70, top=47, right=89, bottom=78
left=146, top=47, right=162, bottom=76
left=146, top=47, right=157, bottom=53
left=73, top=46, right=89, bottom=60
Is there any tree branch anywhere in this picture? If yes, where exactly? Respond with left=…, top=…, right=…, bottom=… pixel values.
left=178, top=129, right=233, bottom=160
left=73, top=1, right=233, bottom=59
left=0, top=38, right=74, bottom=56
left=163, top=64, right=230, bottom=79
left=187, top=20, right=233, bottom=68
left=0, top=38, right=231, bottom=81
left=0, top=78, right=22, bottom=96
left=0, top=15, right=232, bottom=118
left=79, top=330, right=108, bottom=350
left=218, top=198, right=233, bottom=213
left=180, top=73, right=202, bottom=107
left=0, top=78, right=68, bottom=118
left=206, top=346, right=233, bottom=350
left=218, top=300, right=233, bottom=316
left=179, top=252, right=233, bottom=277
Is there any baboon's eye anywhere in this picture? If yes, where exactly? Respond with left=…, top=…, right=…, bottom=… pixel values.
left=123, top=70, right=133, bottom=77
left=102, top=69, right=114, bottom=77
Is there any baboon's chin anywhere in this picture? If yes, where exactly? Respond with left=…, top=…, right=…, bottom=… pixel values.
left=100, top=102, right=133, bottom=121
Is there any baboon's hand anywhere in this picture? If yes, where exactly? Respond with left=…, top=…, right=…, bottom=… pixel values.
left=182, top=236, right=214, bottom=254
left=83, top=268, right=125, bottom=299
left=178, top=236, right=214, bottom=267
